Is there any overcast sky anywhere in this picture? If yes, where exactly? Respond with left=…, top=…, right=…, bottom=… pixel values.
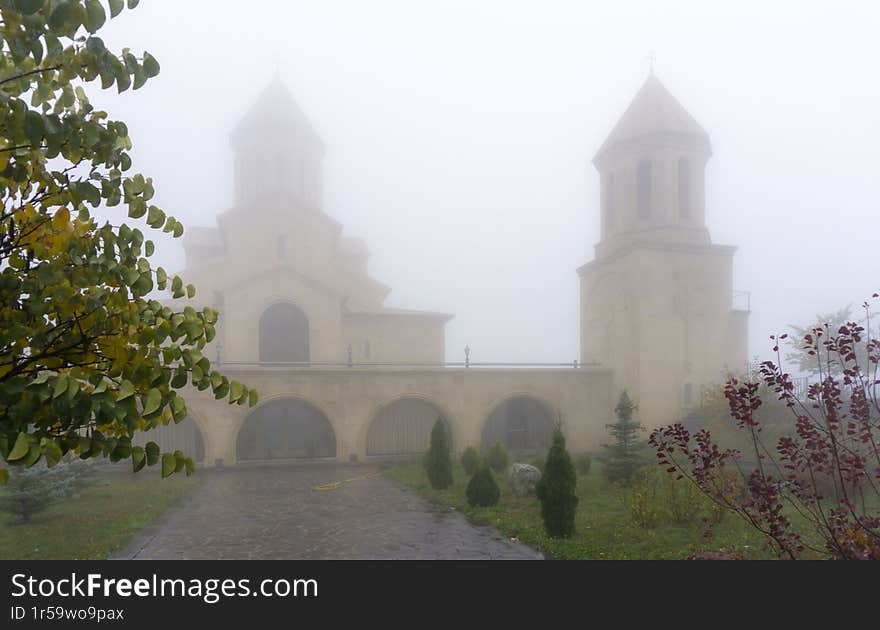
left=90, top=0, right=880, bottom=367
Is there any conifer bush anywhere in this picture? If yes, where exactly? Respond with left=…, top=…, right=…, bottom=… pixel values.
left=536, top=427, right=578, bottom=537
left=602, top=391, right=647, bottom=484
left=460, top=446, right=479, bottom=476
left=465, top=462, right=500, bottom=507
left=424, top=418, right=453, bottom=490
left=487, top=441, right=508, bottom=473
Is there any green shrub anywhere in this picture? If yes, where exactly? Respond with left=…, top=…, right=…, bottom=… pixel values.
left=660, top=469, right=705, bottom=524
left=424, top=418, right=453, bottom=490
left=487, top=441, right=508, bottom=473
left=619, top=466, right=722, bottom=528
left=0, top=457, right=91, bottom=524
left=466, top=463, right=500, bottom=507
left=602, top=391, right=648, bottom=484
left=574, top=453, right=592, bottom=475
left=460, top=446, right=480, bottom=476
left=535, top=428, right=578, bottom=538
left=618, top=468, right=664, bottom=529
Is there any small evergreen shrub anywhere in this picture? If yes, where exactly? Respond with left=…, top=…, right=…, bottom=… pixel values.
left=460, top=446, right=480, bottom=476
left=602, top=391, right=648, bottom=484
left=424, top=418, right=453, bottom=490
left=487, top=441, right=508, bottom=473
left=574, top=453, right=592, bottom=475
left=466, top=463, right=500, bottom=507
left=535, top=428, right=578, bottom=538
left=0, top=457, right=89, bottom=524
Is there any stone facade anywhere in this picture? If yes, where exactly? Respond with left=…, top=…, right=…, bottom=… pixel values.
left=149, top=73, right=746, bottom=465
left=579, top=73, right=749, bottom=428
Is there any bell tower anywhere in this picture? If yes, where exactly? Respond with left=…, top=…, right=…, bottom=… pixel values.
left=229, top=76, right=324, bottom=210
left=579, top=73, right=748, bottom=428
left=593, top=72, right=713, bottom=257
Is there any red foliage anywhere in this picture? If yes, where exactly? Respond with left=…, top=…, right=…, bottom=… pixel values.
left=651, top=295, right=880, bottom=560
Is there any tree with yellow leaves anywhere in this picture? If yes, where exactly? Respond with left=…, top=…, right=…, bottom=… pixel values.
left=0, top=0, right=256, bottom=482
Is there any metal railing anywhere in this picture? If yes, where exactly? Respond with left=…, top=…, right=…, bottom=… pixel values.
left=218, top=360, right=601, bottom=369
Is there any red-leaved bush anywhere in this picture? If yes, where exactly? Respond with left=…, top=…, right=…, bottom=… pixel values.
left=650, top=295, right=880, bottom=560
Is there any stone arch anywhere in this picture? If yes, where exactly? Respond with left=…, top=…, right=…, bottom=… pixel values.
left=259, top=302, right=309, bottom=364
left=366, top=396, right=453, bottom=458
left=481, top=394, right=557, bottom=454
left=235, top=397, right=336, bottom=462
left=132, top=416, right=206, bottom=463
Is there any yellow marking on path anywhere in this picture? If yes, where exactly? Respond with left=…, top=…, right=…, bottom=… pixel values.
left=313, top=471, right=383, bottom=491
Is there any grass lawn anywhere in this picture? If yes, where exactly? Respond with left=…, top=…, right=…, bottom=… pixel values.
left=385, top=461, right=780, bottom=559
left=0, top=470, right=200, bottom=560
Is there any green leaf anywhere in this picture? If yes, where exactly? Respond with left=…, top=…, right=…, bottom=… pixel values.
left=184, top=457, right=195, bottom=476
left=40, top=438, right=63, bottom=467
left=23, top=111, right=45, bottom=145
left=0, top=469, right=7, bottom=484
left=128, top=0, right=140, bottom=9
left=131, top=446, right=146, bottom=472
left=52, top=374, right=69, bottom=399
left=161, top=452, right=175, bottom=478
left=32, top=371, right=52, bottom=385
left=7, top=433, right=31, bottom=462
left=13, top=0, right=45, bottom=16
left=132, top=65, right=147, bottom=90
left=248, top=389, right=259, bottom=407
left=84, top=0, right=106, bottom=33
left=230, top=380, right=244, bottom=403
left=173, top=450, right=185, bottom=473
left=22, top=443, right=42, bottom=468
left=145, top=239, right=155, bottom=256
left=117, top=379, right=135, bottom=400
left=171, top=395, right=186, bottom=421
left=186, top=284, right=196, bottom=299
left=146, top=205, right=165, bottom=228
left=48, top=0, right=72, bottom=30
left=128, top=198, right=147, bottom=219
left=170, top=367, right=187, bottom=389
left=142, top=387, right=162, bottom=416
left=143, top=52, right=160, bottom=78
left=109, top=0, right=124, bottom=18
left=145, top=441, right=160, bottom=466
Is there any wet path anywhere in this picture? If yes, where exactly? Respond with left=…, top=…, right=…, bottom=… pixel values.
left=114, top=464, right=542, bottom=560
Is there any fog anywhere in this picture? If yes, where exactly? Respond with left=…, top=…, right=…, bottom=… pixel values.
left=89, top=0, right=880, bottom=365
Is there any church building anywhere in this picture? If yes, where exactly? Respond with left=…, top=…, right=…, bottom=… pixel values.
left=136, top=73, right=747, bottom=466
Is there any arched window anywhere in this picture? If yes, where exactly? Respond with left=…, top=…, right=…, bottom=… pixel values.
left=367, top=398, right=451, bottom=457
left=678, top=157, right=691, bottom=219
left=637, top=159, right=652, bottom=219
left=482, top=396, right=555, bottom=453
left=604, top=172, right=615, bottom=232
left=259, top=303, right=309, bottom=364
left=237, top=399, right=335, bottom=461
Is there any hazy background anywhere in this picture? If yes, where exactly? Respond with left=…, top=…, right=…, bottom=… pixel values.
left=89, top=0, right=880, bottom=366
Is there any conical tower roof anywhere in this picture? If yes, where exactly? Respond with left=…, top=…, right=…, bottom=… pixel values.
left=594, top=73, right=709, bottom=163
left=230, top=76, right=324, bottom=151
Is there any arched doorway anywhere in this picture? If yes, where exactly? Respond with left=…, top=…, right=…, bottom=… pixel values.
left=259, top=303, right=309, bottom=363
left=482, top=396, right=556, bottom=453
left=132, top=417, right=205, bottom=463
left=236, top=399, right=336, bottom=462
left=367, top=398, right=451, bottom=458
